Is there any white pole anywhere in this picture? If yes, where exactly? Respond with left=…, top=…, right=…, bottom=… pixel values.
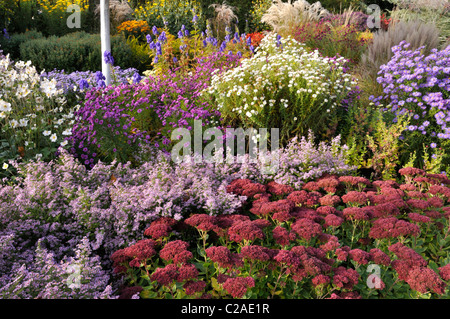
left=100, top=0, right=111, bottom=86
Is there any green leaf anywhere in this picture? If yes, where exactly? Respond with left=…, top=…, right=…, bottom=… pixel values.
left=211, top=277, right=222, bottom=292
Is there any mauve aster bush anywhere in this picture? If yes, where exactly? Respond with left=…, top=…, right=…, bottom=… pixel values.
left=0, top=149, right=252, bottom=297
left=372, top=41, right=450, bottom=170
left=69, top=51, right=242, bottom=168
left=40, top=66, right=140, bottom=94
left=113, top=169, right=450, bottom=299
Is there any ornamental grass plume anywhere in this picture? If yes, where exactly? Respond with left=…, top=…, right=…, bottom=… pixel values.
left=261, top=0, right=328, bottom=34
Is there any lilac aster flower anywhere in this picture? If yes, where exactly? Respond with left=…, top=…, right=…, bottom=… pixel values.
left=103, top=51, right=114, bottom=65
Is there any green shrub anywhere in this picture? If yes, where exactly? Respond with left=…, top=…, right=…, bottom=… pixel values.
left=0, top=30, right=44, bottom=61
left=19, top=31, right=135, bottom=73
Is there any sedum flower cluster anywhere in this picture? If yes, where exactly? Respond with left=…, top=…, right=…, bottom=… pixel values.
left=112, top=169, right=450, bottom=299
left=206, top=33, right=357, bottom=144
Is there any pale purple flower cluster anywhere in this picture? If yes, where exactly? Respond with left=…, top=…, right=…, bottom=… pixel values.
left=0, top=238, right=115, bottom=299
left=40, top=66, right=139, bottom=94
left=372, top=41, right=450, bottom=146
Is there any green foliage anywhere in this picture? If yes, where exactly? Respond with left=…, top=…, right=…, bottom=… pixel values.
left=133, top=0, right=206, bottom=36
left=125, top=35, right=153, bottom=73
left=0, top=29, right=44, bottom=61
left=19, top=31, right=135, bottom=73
left=248, top=0, right=272, bottom=32
left=319, top=0, right=363, bottom=12
left=365, top=111, right=410, bottom=180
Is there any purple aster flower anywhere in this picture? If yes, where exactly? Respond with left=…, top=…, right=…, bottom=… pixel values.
left=132, top=72, right=142, bottom=84
left=103, top=51, right=114, bottom=65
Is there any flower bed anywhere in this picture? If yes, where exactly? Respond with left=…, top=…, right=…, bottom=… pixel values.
left=111, top=168, right=450, bottom=299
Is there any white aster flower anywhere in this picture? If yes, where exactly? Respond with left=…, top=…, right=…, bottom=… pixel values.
left=43, top=130, right=51, bottom=136
left=50, top=133, right=57, bottom=142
